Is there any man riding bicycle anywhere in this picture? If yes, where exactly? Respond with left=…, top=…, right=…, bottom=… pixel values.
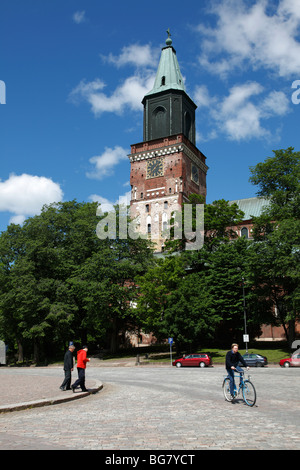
left=225, top=343, right=249, bottom=399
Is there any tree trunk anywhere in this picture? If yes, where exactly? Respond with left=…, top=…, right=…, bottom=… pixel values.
left=110, top=317, right=118, bottom=353
left=33, top=340, right=39, bottom=363
left=17, top=340, right=23, bottom=362
left=288, top=320, right=295, bottom=350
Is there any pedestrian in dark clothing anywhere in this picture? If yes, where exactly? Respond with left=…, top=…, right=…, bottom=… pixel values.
left=60, top=343, right=75, bottom=391
left=225, top=343, right=249, bottom=398
left=72, top=346, right=90, bottom=392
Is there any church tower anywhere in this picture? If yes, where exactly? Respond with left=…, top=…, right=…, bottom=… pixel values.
left=129, top=31, right=208, bottom=251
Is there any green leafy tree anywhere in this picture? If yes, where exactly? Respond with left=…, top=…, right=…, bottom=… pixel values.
left=249, top=147, right=300, bottom=220
left=191, top=238, right=269, bottom=344
left=166, top=194, right=244, bottom=252
left=136, top=252, right=222, bottom=354
left=249, top=147, right=300, bottom=345
left=0, top=201, right=153, bottom=361
left=247, top=219, right=300, bottom=346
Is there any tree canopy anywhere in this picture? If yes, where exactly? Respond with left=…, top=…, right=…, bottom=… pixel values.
left=0, top=147, right=299, bottom=361
left=0, top=201, right=154, bottom=361
left=248, top=147, right=300, bottom=345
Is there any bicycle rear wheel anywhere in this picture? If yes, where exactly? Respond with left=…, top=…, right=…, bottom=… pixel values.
left=242, top=380, right=256, bottom=406
left=222, top=378, right=232, bottom=401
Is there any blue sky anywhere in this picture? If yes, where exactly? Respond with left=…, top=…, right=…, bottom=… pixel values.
left=1, top=0, right=300, bottom=232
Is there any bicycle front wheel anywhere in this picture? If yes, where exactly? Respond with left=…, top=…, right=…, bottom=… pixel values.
left=223, top=378, right=232, bottom=402
left=242, top=380, right=256, bottom=406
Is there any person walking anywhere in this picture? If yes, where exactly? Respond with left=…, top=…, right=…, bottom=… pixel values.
left=72, top=346, right=90, bottom=392
left=60, top=342, right=75, bottom=391
left=225, top=343, right=249, bottom=399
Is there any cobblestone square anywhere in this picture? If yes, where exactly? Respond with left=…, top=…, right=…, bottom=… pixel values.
left=0, top=365, right=299, bottom=450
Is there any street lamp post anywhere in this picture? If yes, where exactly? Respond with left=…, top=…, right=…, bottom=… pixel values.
left=242, top=276, right=248, bottom=353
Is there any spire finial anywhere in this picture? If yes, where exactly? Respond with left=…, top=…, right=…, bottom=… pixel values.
left=166, top=28, right=172, bottom=46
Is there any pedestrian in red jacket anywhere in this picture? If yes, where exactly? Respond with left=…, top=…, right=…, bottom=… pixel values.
left=71, top=346, right=90, bottom=392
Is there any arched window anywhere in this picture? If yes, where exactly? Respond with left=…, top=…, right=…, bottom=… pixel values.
left=241, top=227, right=249, bottom=238
left=152, top=106, right=167, bottom=139
left=146, top=215, right=151, bottom=234
left=162, top=212, right=168, bottom=235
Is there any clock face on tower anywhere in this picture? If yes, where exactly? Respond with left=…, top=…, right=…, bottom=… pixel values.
left=146, top=158, right=164, bottom=178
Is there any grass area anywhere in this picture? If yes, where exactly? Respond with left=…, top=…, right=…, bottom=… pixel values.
left=136, top=344, right=291, bottom=364
left=8, top=342, right=292, bottom=367
left=198, top=347, right=289, bottom=364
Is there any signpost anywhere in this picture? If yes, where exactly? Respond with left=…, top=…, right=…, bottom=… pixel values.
left=168, top=338, right=173, bottom=366
left=243, top=334, right=249, bottom=353
left=242, top=277, right=248, bottom=353
left=0, top=340, right=6, bottom=365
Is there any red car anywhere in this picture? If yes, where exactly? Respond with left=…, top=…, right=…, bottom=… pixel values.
left=279, top=352, right=300, bottom=367
left=173, top=353, right=212, bottom=368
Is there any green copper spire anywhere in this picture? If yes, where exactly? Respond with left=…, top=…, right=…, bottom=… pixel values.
left=142, top=30, right=196, bottom=144
left=145, top=30, right=186, bottom=97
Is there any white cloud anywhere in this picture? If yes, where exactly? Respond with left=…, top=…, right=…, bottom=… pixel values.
left=198, top=0, right=300, bottom=78
left=261, top=90, right=290, bottom=117
left=86, top=146, right=129, bottom=180
left=196, top=81, right=290, bottom=141
left=102, top=44, right=158, bottom=68
left=0, top=174, right=63, bottom=225
left=69, top=79, right=106, bottom=107
left=89, top=194, right=115, bottom=213
left=9, top=214, right=26, bottom=225
left=70, top=79, right=106, bottom=97
left=69, top=43, right=158, bottom=117
left=72, top=10, right=86, bottom=24
left=70, top=74, right=155, bottom=116
left=219, top=82, right=263, bottom=115
left=194, top=85, right=216, bottom=108
left=89, top=191, right=131, bottom=214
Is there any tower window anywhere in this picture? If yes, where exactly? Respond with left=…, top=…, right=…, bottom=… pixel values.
left=146, top=215, right=151, bottom=234
left=164, top=201, right=168, bottom=209
left=152, top=106, right=167, bottom=139
left=145, top=204, right=149, bottom=212
left=184, top=111, right=192, bottom=141
left=161, top=76, right=165, bottom=86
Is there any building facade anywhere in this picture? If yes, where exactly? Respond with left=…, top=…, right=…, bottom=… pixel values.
left=128, top=33, right=297, bottom=342
left=129, top=33, right=208, bottom=251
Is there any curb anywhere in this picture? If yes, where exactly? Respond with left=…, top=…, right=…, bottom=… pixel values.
left=0, top=380, right=103, bottom=413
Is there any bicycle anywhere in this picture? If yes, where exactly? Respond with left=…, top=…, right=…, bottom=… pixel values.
left=223, top=369, right=256, bottom=407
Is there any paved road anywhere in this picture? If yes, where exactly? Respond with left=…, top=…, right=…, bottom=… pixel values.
left=0, top=365, right=299, bottom=450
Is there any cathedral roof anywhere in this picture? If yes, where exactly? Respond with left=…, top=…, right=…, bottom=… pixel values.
left=229, top=197, right=270, bottom=221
